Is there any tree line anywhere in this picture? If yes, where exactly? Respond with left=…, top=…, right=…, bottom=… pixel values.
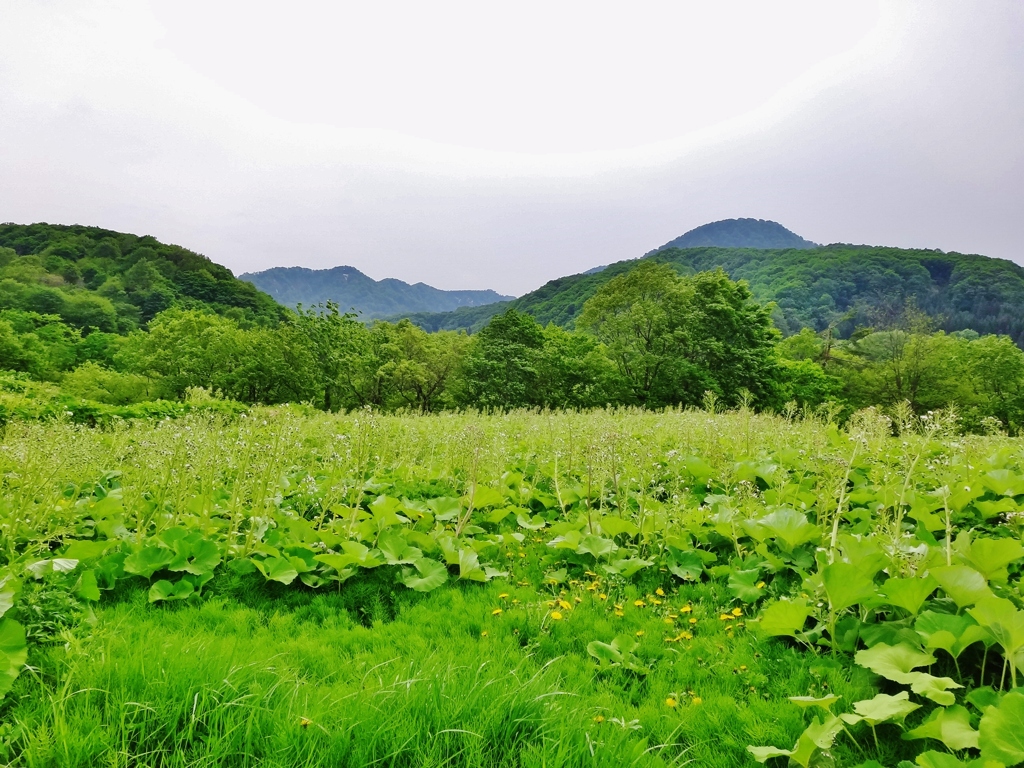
left=4, top=260, right=1024, bottom=432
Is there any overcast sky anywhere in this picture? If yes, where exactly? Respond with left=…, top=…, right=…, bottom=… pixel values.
left=1, top=1, right=1022, bottom=295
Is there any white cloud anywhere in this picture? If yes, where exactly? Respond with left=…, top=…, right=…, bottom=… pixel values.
left=0, top=0, right=1021, bottom=295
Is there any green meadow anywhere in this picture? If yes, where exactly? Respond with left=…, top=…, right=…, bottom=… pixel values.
left=1, top=406, right=1022, bottom=767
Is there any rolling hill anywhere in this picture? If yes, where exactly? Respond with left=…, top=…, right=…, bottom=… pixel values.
left=241, top=265, right=513, bottom=319
left=399, top=244, right=1024, bottom=346
left=649, top=217, right=817, bottom=252
left=0, top=223, right=284, bottom=331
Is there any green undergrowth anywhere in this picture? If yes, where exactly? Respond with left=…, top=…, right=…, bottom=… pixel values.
left=2, top=406, right=1024, bottom=766
left=3, top=576, right=873, bottom=768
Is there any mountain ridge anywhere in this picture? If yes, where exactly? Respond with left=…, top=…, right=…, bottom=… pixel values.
left=241, top=265, right=513, bottom=319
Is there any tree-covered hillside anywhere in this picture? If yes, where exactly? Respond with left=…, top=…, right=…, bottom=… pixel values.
left=241, top=265, right=513, bottom=319
left=649, top=217, right=817, bottom=252
left=0, top=223, right=284, bottom=331
left=400, top=245, right=1024, bottom=345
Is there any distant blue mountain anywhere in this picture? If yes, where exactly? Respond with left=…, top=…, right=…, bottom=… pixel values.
left=241, top=265, right=513, bottom=319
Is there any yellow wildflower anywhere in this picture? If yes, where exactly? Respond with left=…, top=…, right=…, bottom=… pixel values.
left=652, top=599, right=662, bottom=606
left=732, top=607, right=742, bottom=617
left=492, top=608, right=503, bottom=615
left=550, top=611, right=563, bottom=621
left=593, top=715, right=605, bottom=723
left=634, top=599, right=646, bottom=608
left=481, top=631, right=489, bottom=637
left=598, top=593, right=608, bottom=600
left=558, top=599, right=572, bottom=610
left=680, top=605, right=692, bottom=614
left=655, top=587, right=665, bottom=597
left=498, top=593, right=509, bottom=599
left=680, top=630, right=693, bottom=640
left=635, top=630, right=645, bottom=637
left=689, top=618, right=697, bottom=625
left=756, top=581, right=766, bottom=589
left=692, top=697, right=702, bottom=705
left=614, top=610, right=625, bottom=617
left=665, top=697, right=677, bottom=708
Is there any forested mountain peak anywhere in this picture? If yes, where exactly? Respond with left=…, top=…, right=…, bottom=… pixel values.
left=0, top=222, right=284, bottom=331
left=651, top=218, right=818, bottom=252
left=240, top=264, right=513, bottom=319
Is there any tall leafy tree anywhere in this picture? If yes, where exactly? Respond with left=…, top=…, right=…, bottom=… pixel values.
left=579, top=262, right=779, bottom=407
left=458, top=309, right=545, bottom=410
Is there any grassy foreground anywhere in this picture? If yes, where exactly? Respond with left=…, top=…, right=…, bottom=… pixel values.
left=1, top=407, right=1022, bottom=767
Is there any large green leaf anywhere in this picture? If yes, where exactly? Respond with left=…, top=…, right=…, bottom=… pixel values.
left=0, top=576, right=16, bottom=620
left=123, top=545, right=174, bottom=579
left=748, top=716, right=844, bottom=768
left=968, top=597, right=1024, bottom=667
left=979, top=690, right=1024, bottom=765
left=0, top=618, right=27, bottom=699
left=955, top=536, right=1024, bottom=582
left=377, top=529, right=422, bottom=565
left=252, top=555, right=299, bottom=585
left=168, top=533, right=221, bottom=576
left=148, top=578, right=195, bottom=603
left=399, top=559, right=448, bottom=592
left=882, top=575, right=938, bottom=616
left=854, top=642, right=961, bottom=705
left=727, top=568, right=764, bottom=603
left=576, top=534, right=617, bottom=560
left=598, top=516, right=639, bottom=538
left=930, top=566, right=993, bottom=608
left=904, top=705, right=979, bottom=751
left=916, top=611, right=990, bottom=660
left=823, top=561, right=878, bottom=612
left=758, top=598, right=812, bottom=637
left=757, top=508, right=820, bottom=551
left=841, top=692, right=921, bottom=727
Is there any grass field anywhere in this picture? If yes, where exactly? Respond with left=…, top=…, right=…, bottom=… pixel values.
left=1, top=406, right=1023, bottom=767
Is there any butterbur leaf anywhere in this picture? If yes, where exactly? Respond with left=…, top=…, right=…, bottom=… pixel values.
left=757, top=508, right=820, bottom=551
left=855, top=642, right=961, bottom=705
left=576, top=534, right=617, bottom=560
left=788, top=694, right=841, bottom=712
left=979, top=690, right=1024, bottom=765
left=668, top=551, right=704, bottom=581
left=0, top=578, right=16, bottom=620
left=955, top=537, right=1024, bottom=582
left=968, top=597, right=1024, bottom=663
left=842, top=692, right=920, bottom=727
left=168, top=535, right=221, bottom=576
left=253, top=556, right=299, bottom=585
left=399, top=559, right=448, bottom=592
left=904, top=705, right=979, bottom=751
left=124, top=545, right=174, bottom=579
left=930, top=566, right=993, bottom=608
left=823, top=561, right=878, bottom=612
left=966, top=687, right=1000, bottom=712
left=0, top=618, right=27, bottom=698
left=882, top=575, right=939, bottom=616
left=377, top=529, right=422, bottom=565
left=61, top=539, right=113, bottom=562
left=75, top=569, right=101, bottom=602
left=758, top=598, right=812, bottom=637
left=748, top=716, right=843, bottom=768
left=458, top=548, right=486, bottom=581
left=727, top=568, right=765, bottom=603
left=916, top=611, right=989, bottom=660
left=914, top=753, right=969, bottom=768
left=597, top=517, right=639, bottom=538
left=148, top=578, right=194, bottom=603
left=603, top=558, right=653, bottom=578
